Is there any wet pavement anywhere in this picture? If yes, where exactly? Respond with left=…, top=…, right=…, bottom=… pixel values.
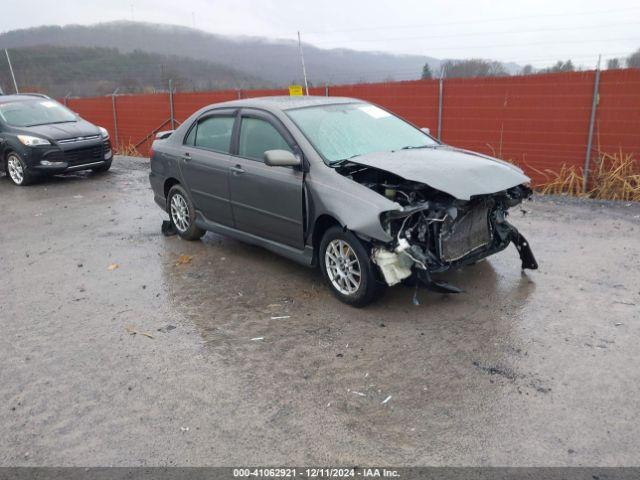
left=1, top=156, right=639, bottom=466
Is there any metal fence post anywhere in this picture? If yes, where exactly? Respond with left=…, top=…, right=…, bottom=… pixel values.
left=111, top=88, right=120, bottom=151
left=325, top=82, right=329, bottom=97
left=168, top=79, right=175, bottom=130
left=5, top=49, right=19, bottom=94
left=63, top=93, right=71, bottom=106
left=437, top=71, right=444, bottom=141
left=583, top=56, right=601, bottom=192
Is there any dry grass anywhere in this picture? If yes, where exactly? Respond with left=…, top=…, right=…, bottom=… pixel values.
left=536, top=163, right=586, bottom=197
left=534, top=150, right=640, bottom=202
left=114, top=143, right=143, bottom=157
left=589, top=150, right=640, bottom=201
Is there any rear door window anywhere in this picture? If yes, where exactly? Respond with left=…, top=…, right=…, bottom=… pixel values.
left=192, top=116, right=234, bottom=153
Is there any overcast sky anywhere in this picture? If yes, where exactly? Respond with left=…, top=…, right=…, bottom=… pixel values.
left=1, top=0, right=639, bottom=67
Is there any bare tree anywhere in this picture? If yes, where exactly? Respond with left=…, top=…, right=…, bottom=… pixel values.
left=440, top=59, right=509, bottom=78
left=607, top=58, right=621, bottom=70
left=628, top=48, right=640, bottom=68
left=541, top=60, right=575, bottom=73
left=521, top=64, right=534, bottom=75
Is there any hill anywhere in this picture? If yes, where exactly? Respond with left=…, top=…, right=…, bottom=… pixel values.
left=0, top=45, right=270, bottom=97
left=0, top=21, right=444, bottom=86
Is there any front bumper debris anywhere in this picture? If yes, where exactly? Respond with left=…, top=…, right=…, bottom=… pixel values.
left=374, top=210, right=538, bottom=293
left=510, top=230, right=538, bottom=270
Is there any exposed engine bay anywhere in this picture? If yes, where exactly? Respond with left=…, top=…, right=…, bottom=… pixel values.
left=336, top=162, right=539, bottom=293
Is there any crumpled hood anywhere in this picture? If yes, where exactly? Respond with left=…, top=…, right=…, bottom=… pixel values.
left=348, top=146, right=530, bottom=201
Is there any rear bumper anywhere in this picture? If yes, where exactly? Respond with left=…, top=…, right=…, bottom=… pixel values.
left=149, top=171, right=167, bottom=210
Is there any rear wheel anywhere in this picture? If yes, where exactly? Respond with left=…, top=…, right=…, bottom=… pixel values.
left=6, top=152, right=33, bottom=186
left=167, top=185, right=205, bottom=241
left=319, top=226, right=384, bottom=307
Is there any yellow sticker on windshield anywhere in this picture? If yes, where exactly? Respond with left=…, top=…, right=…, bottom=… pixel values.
left=359, top=105, right=391, bottom=119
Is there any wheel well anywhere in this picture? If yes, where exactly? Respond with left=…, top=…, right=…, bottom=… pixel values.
left=311, top=214, right=343, bottom=263
left=164, top=178, right=180, bottom=198
left=2, top=148, right=15, bottom=169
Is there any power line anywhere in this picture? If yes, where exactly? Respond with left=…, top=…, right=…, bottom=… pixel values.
left=308, top=21, right=640, bottom=45
left=304, top=6, right=640, bottom=35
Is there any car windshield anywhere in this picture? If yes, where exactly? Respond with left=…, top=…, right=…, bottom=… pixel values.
left=0, top=99, right=77, bottom=127
left=286, top=103, right=438, bottom=164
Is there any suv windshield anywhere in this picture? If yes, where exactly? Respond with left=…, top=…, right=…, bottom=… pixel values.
left=286, top=103, right=438, bottom=164
left=0, top=99, right=77, bottom=127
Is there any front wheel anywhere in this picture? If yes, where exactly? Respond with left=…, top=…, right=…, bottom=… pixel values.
left=319, top=226, right=384, bottom=307
left=167, top=185, right=205, bottom=241
left=92, top=160, right=112, bottom=173
left=6, top=152, right=33, bottom=186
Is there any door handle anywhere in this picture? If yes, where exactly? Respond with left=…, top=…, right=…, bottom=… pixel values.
left=230, top=165, right=245, bottom=175
left=181, top=152, right=191, bottom=161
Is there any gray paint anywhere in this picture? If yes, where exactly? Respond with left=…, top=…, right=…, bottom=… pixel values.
left=347, top=147, right=530, bottom=201
left=151, top=96, right=529, bottom=259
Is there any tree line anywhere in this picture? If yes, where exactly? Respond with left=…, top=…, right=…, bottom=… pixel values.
left=0, top=45, right=271, bottom=97
left=421, top=48, right=640, bottom=79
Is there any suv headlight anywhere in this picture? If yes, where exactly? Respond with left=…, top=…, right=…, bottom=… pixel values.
left=99, top=127, right=110, bottom=139
left=17, top=135, right=51, bottom=146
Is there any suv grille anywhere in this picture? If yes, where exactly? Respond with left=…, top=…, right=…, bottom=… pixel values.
left=439, top=206, right=492, bottom=262
left=64, top=145, right=104, bottom=166
left=44, top=144, right=104, bottom=166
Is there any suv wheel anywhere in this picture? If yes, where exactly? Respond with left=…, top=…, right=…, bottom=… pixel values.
left=6, top=152, right=33, bottom=186
left=319, top=226, right=384, bottom=307
left=167, top=185, right=205, bottom=241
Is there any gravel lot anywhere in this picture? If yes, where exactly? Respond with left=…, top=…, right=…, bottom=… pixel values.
left=1, top=156, right=639, bottom=466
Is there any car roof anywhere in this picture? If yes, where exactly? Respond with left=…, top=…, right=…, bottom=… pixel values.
left=0, top=93, right=52, bottom=105
left=211, top=95, right=365, bottom=112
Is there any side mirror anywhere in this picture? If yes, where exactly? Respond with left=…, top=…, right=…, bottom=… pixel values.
left=264, top=149, right=301, bottom=167
left=421, top=127, right=430, bottom=135
left=156, top=130, right=174, bottom=140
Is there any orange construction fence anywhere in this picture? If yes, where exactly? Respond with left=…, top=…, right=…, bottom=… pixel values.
left=64, top=69, right=640, bottom=185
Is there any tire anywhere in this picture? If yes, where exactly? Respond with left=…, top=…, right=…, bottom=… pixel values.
left=5, top=152, right=34, bottom=186
left=319, top=226, right=384, bottom=307
left=92, top=160, right=112, bottom=173
left=167, top=184, right=205, bottom=241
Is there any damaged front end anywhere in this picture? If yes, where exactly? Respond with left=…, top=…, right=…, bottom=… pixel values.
left=338, top=163, right=538, bottom=293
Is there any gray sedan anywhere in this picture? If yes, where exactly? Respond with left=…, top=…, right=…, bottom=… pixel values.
left=149, top=96, right=537, bottom=306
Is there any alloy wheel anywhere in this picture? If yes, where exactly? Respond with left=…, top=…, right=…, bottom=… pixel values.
left=170, top=193, right=190, bottom=233
left=7, top=155, right=24, bottom=185
left=324, top=239, right=362, bottom=295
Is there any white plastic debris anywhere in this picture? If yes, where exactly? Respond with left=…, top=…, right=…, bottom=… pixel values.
left=372, top=247, right=413, bottom=286
left=382, top=395, right=392, bottom=404
left=250, top=337, right=264, bottom=341
left=270, top=316, right=290, bottom=320
left=352, top=391, right=366, bottom=397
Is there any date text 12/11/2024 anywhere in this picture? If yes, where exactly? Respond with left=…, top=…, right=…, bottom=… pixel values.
left=233, top=468, right=401, bottom=478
